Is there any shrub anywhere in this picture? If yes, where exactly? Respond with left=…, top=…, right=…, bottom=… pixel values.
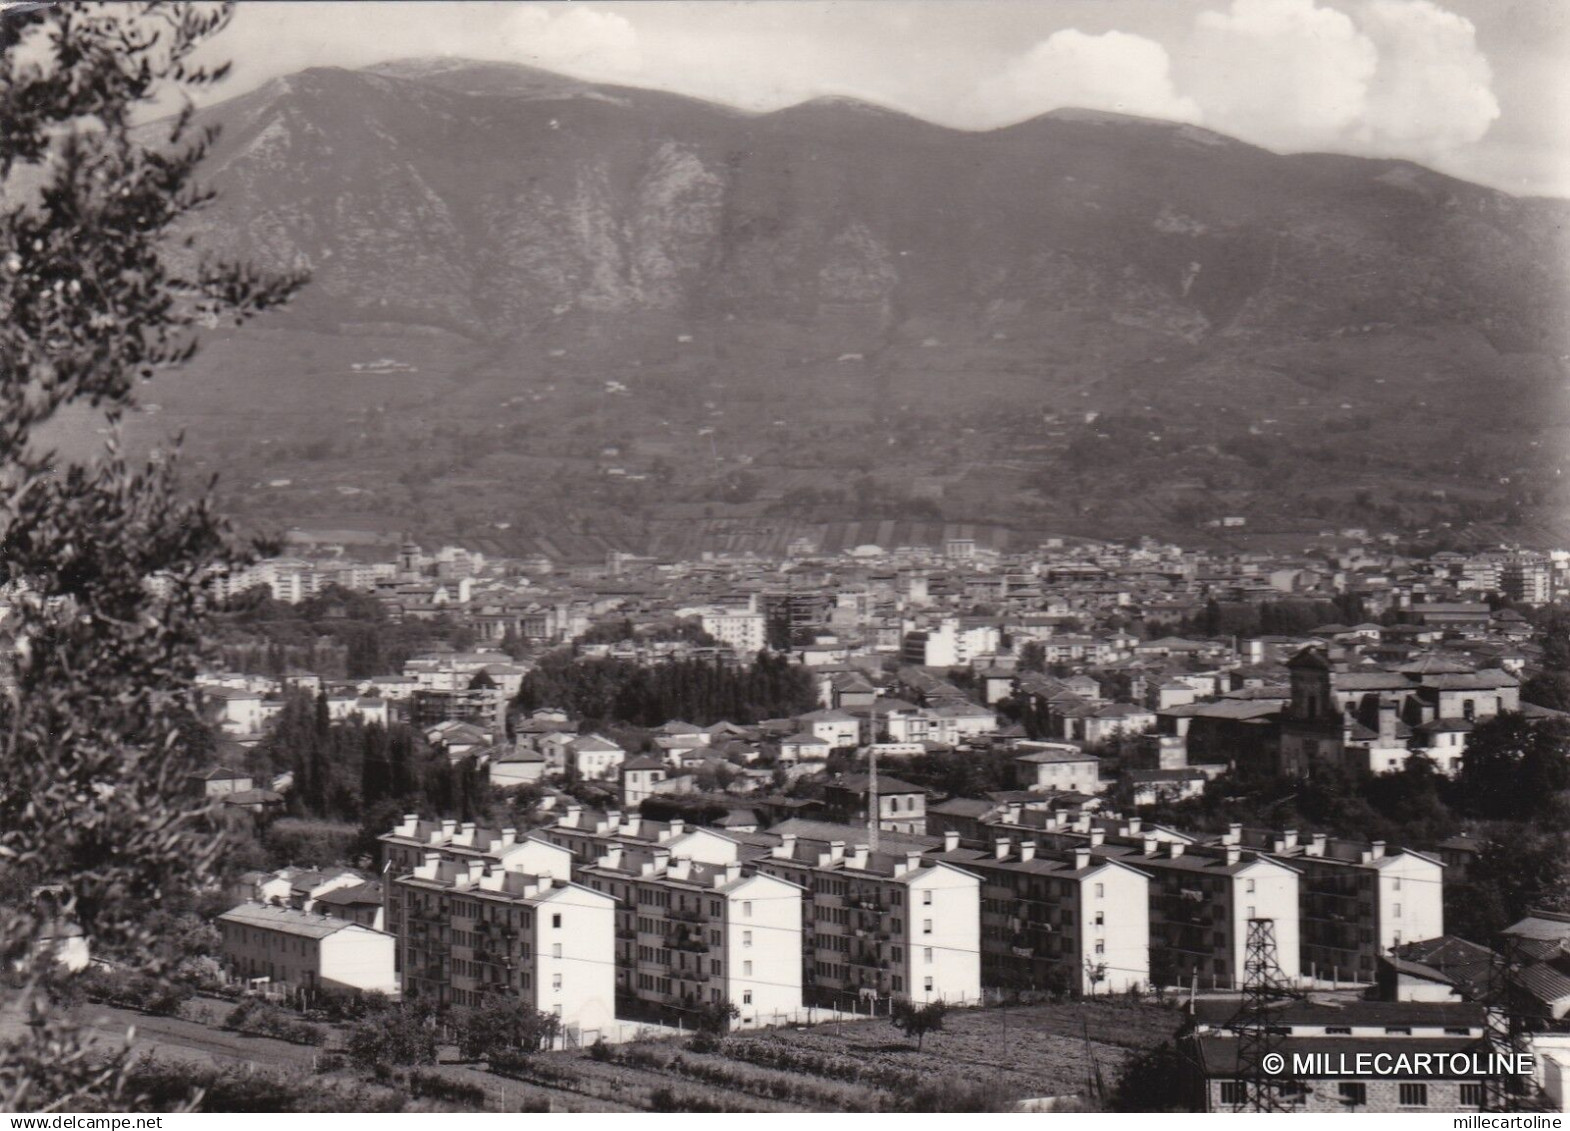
left=222, top=999, right=327, bottom=1046
left=75, top=968, right=193, bottom=1017
left=405, top=1070, right=488, bottom=1109
left=587, top=1038, right=615, bottom=1062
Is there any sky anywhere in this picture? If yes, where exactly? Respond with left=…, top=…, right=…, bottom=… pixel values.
left=203, top=0, right=1570, bottom=196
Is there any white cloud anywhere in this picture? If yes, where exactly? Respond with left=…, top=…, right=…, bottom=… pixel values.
left=1179, top=0, right=1378, bottom=149
left=969, top=29, right=1201, bottom=127
left=500, top=6, right=643, bottom=79
left=1355, top=0, right=1499, bottom=155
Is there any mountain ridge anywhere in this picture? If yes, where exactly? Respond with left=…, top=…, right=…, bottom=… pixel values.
left=105, top=57, right=1569, bottom=554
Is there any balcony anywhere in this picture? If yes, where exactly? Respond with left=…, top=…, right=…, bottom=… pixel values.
left=849, top=951, right=888, bottom=971
left=672, top=931, right=709, bottom=954
left=669, top=907, right=705, bottom=924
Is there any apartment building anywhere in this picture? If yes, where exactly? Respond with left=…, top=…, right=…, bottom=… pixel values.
left=379, top=816, right=574, bottom=965
left=1216, top=826, right=1444, bottom=983
left=392, top=856, right=616, bottom=1040
left=754, top=830, right=982, bottom=1008
left=578, top=844, right=804, bottom=1027
left=934, top=834, right=1149, bottom=995
left=698, top=607, right=767, bottom=654
left=1123, top=838, right=1301, bottom=989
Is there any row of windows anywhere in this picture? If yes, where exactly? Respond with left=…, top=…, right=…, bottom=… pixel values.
left=1217, top=1081, right=1479, bottom=1109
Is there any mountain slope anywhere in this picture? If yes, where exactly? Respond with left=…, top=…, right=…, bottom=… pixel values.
left=120, top=59, right=1570, bottom=553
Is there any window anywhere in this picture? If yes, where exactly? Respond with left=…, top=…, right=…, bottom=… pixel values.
left=1460, top=1083, right=1483, bottom=1108
left=1246, top=878, right=1256, bottom=893
left=922, top=891, right=933, bottom=906
left=1247, top=906, right=1255, bottom=919
left=924, top=977, right=933, bottom=992
left=923, top=919, right=932, bottom=935
left=552, top=943, right=562, bottom=959
left=1398, top=1083, right=1428, bottom=1108
left=1094, top=940, right=1105, bottom=955
left=743, top=901, right=753, bottom=917
left=552, top=973, right=562, bottom=990
left=1094, top=912, right=1104, bottom=927
left=742, top=989, right=752, bottom=1005
left=1219, top=1082, right=1245, bottom=1106
left=743, top=930, right=753, bottom=948
left=1333, top=1081, right=1366, bottom=1106
left=1325, top=1026, right=1352, bottom=1035
left=552, top=913, right=562, bottom=929
left=1392, top=877, right=1401, bottom=892
left=743, top=961, right=753, bottom=976
left=1094, top=883, right=1104, bottom=898
left=924, top=948, right=933, bottom=964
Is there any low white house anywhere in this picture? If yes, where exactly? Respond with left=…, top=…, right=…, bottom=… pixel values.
left=217, top=903, right=397, bottom=995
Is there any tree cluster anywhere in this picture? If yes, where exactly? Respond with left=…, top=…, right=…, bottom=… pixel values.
left=515, top=651, right=818, bottom=728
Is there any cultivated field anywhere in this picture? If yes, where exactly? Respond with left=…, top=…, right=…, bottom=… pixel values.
left=18, top=995, right=1185, bottom=1112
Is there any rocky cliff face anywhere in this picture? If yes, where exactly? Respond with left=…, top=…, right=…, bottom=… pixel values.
left=184, top=60, right=1567, bottom=367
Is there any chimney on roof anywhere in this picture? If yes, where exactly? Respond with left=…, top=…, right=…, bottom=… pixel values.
left=563, top=804, right=583, bottom=828
left=668, top=857, right=691, bottom=881
left=848, top=843, right=869, bottom=870
left=905, top=850, right=922, bottom=874
left=1019, top=841, right=1037, bottom=863
left=829, top=840, right=846, bottom=863
left=458, top=821, right=476, bottom=843
left=1126, top=817, right=1143, bottom=835
left=1226, top=845, right=1241, bottom=867
left=1168, top=842, right=1186, bottom=859
left=775, top=833, right=797, bottom=859
left=1143, top=835, right=1158, bottom=857
left=722, top=861, right=742, bottom=885
left=1370, top=840, right=1386, bottom=860
left=500, top=827, right=517, bottom=847
left=1005, top=803, right=1022, bottom=825
left=1089, top=828, right=1105, bottom=846
left=399, top=813, right=418, bottom=835
left=440, top=818, right=456, bottom=839
left=422, top=851, right=441, bottom=870
left=942, top=830, right=960, bottom=852
left=1074, top=846, right=1091, bottom=871
left=1226, top=823, right=1242, bottom=846
left=1309, top=833, right=1327, bottom=856
left=465, top=859, right=484, bottom=884
left=994, top=837, right=1011, bottom=860
left=668, top=819, right=685, bottom=839
left=1283, top=829, right=1299, bottom=851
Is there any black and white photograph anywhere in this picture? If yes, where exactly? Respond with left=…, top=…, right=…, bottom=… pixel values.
left=1, top=0, right=1568, bottom=1117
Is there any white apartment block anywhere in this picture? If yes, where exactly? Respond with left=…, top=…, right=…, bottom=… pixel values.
left=1127, top=839, right=1301, bottom=989
left=1221, top=827, right=1444, bottom=984
left=379, top=816, right=575, bottom=955
left=393, top=856, right=616, bottom=1040
left=217, top=903, right=397, bottom=995
left=755, top=832, right=982, bottom=1007
left=935, top=836, right=1150, bottom=996
left=579, top=846, right=804, bottom=1026
left=699, top=608, right=767, bottom=654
